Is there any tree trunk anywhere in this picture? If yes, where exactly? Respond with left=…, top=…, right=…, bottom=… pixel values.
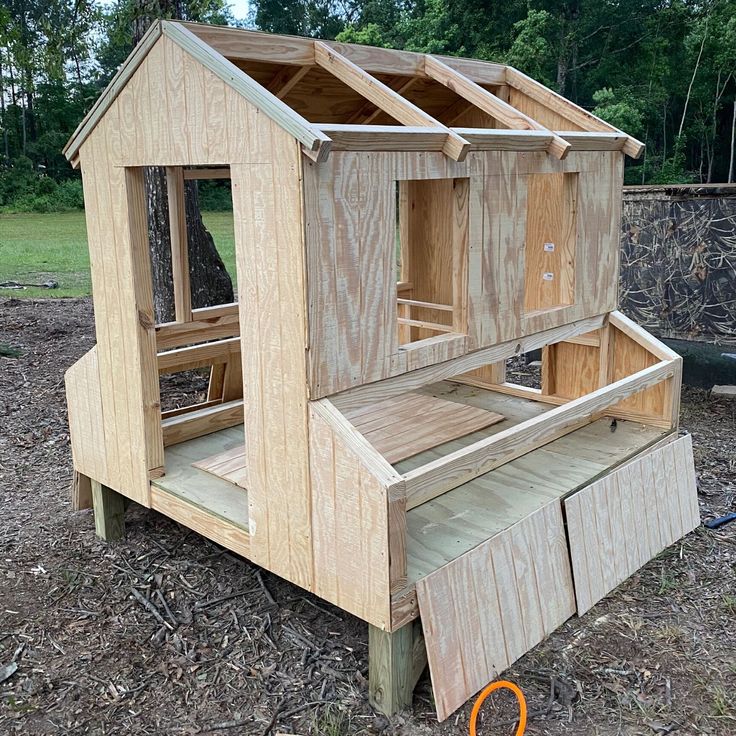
left=145, top=167, right=233, bottom=323
left=133, top=3, right=234, bottom=324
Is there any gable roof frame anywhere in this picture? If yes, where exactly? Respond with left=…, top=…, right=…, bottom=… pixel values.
left=64, top=20, right=334, bottom=167
left=64, top=20, right=644, bottom=168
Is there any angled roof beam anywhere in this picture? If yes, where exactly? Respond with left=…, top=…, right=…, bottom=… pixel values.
left=63, top=22, right=163, bottom=165
left=266, top=64, right=312, bottom=100
left=162, top=22, right=332, bottom=162
left=505, top=67, right=644, bottom=158
left=313, top=41, right=470, bottom=161
left=437, top=97, right=475, bottom=126
left=424, top=55, right=571, bottom=160
left=347, top=76, right=419, bottom=125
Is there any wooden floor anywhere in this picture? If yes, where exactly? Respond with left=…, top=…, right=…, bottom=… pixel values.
left=149, top=385, right=668, bottom=590
left=151, top=425, right=249, bottom=529
left=402, top=382, right=669, bottom=584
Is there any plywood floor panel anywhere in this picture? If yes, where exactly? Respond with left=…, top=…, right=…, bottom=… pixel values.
left=345, top=391, right=504, bottom=464
left=193, top=444, right=247, bottom=486
left=405, top=415, right=668, bottom=584
left=151, top=425, right=249, bottom=529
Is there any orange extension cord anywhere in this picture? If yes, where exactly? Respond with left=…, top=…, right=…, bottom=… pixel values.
left=469, top=680, right=527, bottom=736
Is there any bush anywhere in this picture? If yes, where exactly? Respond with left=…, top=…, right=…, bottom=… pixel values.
left=0, top=164, right=84, bottom=213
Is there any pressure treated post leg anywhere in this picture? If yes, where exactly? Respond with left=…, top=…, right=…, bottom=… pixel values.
left=91, top=480, right=126, bottom=541
left=368, top=623, right=415, bottom=715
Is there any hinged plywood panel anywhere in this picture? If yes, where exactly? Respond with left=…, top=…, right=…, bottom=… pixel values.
left=565, top=433, right=699, bottom=615
left=416, top=501, right=575, bottom=721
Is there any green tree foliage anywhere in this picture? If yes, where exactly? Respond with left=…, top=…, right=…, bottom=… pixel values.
left=1, top=0, right=736, bottom=211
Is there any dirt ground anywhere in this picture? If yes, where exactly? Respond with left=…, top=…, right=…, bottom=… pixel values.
left=1, top=296, right=735, bottom=736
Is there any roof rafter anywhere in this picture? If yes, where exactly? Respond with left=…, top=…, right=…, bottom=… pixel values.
left=424, top=55, right=571, bottom=160
left=505, top=67, right=644, bottom=158
left=266, top=63, right=312, bottom=100
left=313, top=41, right=470, bottom=162
left=346, top=76, right=419, bottom=125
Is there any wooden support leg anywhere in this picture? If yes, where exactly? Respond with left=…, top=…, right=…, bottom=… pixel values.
left=369, top=621, right=426, bottom=715
left=91, top=480, right=126, bottom=541
left=71, top=471, right=93, bottom=511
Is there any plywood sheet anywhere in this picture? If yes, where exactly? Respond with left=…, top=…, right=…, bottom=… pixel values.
left=193, top=445, right=247, bottom=487
left=565, top=433, right=699, bottom=615
left=345, top=392, right=504, bottom=464
left=416, top=501, right=575, bottom=721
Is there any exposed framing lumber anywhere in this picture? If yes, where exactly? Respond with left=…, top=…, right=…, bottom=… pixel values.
left=150, top=486, right=251, bottom=557
left=160, top=22, right=332, bottom=160
left=157, top=336, right=241, bottom=373
left=397, top=298, right=453, bottom=312
left=609, top=310, right=679, bottom=361
left=266, top=63, right=312, bottom=99
left=397, top=317, right=454, bottom=333
left=424, top=55, right=570, bottom=159
left=165, top=166, right=192, bottom=322
left=331, top=313, right=606, bottom=413
left=161, top=399, right=244, bottom=446
left=440, top=97, right=475, bottom=126
left=451, top=128, right=552, bottom=151
left=403, top=359, right=676, bottom=509
left=505, top=67, right=644, bottom=158
left=155, top=309, right=240, bottom=351
left=311, top=399, right=401, bottom=488
left=313, top=41, right=470, bottom=162
left=92, top=481, right=126, bottom=541
left=348, top=76, right=420, bottom=125
left=369, top=622, right=417, bottom=714
left=182, top=167, right=230, bottom=180
left=181, top=22, right=506, bottom=84
left=315, top=124, right=448, bottom=152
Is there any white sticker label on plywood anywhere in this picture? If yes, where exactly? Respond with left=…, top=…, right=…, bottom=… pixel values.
left=543, top=272, right=554, bottom=281
left=544, top=242, right=556, bottom=252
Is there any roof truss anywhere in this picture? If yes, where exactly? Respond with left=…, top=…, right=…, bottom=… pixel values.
left=64, top=20, right=644, bottom=166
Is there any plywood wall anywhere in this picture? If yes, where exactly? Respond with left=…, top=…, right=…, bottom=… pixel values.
left=75, top=33, right=311, bottom=507
left=304, top=150, right=624, bottom=399
left=231, top=130, right=314, bottom=592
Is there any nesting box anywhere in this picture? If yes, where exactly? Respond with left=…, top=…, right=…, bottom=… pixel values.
left=63, top=21, right=699, bottom=720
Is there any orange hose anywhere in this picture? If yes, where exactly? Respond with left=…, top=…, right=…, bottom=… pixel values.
left=469, top=680, right=527, bottom=736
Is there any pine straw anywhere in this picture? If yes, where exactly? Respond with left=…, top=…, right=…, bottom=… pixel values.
left=1, top=297, right=734, bottom=735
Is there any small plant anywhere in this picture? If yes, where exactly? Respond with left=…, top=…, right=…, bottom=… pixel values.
left=658, top=569, right=679, bottom=594
left=721, top=594, right=736, bottom=616
left=0, top=344, right=21, bottom=358
left=311, top=704, right=351, bottom=736
left=711, top=685, right=732, bottom=717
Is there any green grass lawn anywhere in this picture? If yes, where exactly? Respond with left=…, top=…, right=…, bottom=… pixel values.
left=0, top=210, right=236, bottom=299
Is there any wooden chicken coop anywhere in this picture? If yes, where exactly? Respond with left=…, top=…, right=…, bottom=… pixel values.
left=63, top=21, right=700, bottom=720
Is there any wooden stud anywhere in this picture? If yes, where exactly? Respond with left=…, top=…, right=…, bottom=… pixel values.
left=403, top=358, right=677, bottom=509
left=165, top=166, right=192, bottom=322
left=91, top=480, right=126, bottom=541
left=369, top=623, right=415, bottom=715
